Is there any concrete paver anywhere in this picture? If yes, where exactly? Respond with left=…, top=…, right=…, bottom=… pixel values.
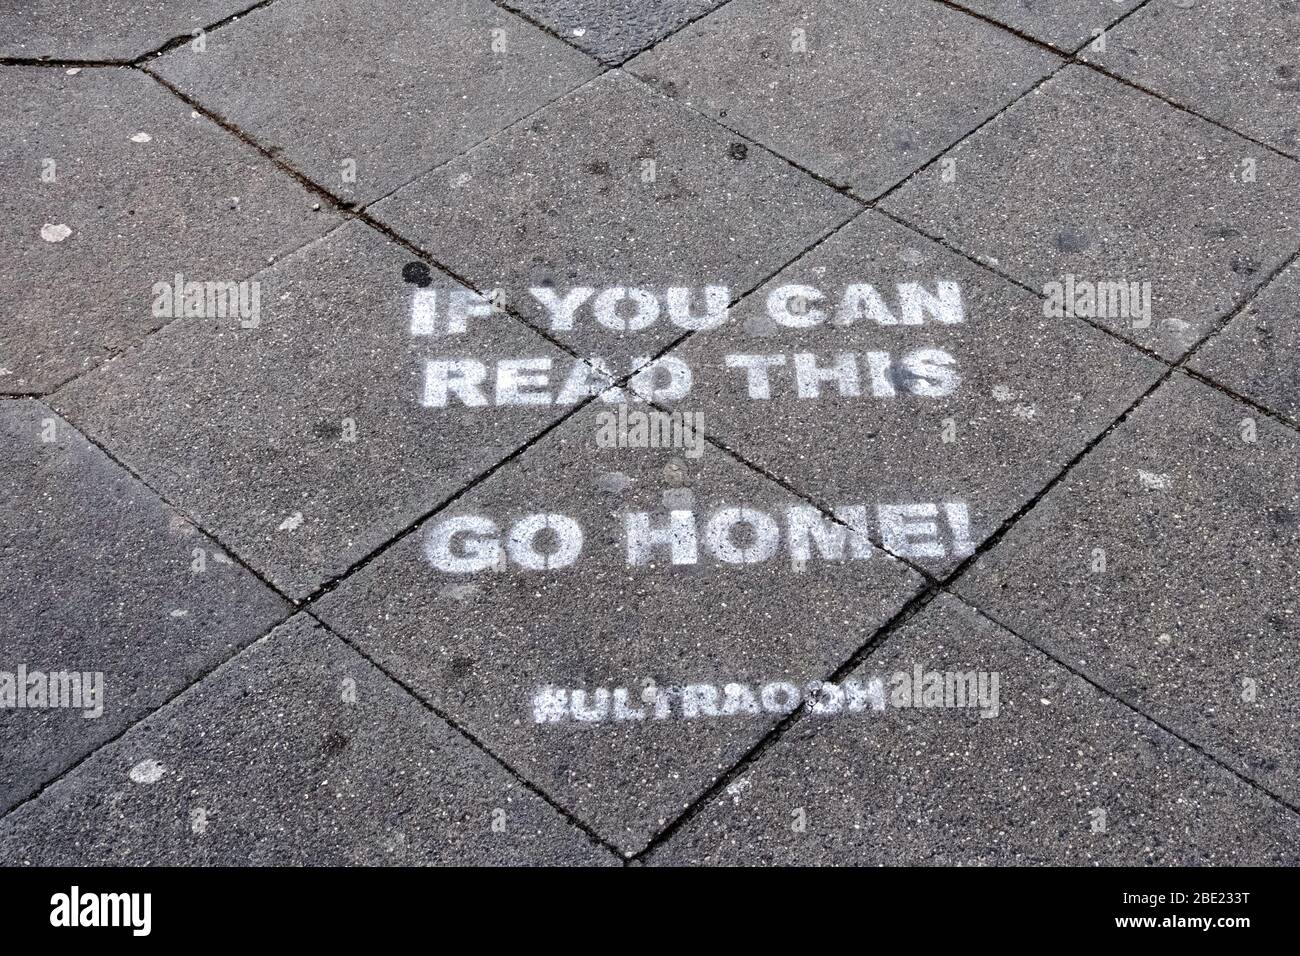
left=881, top=65, right=1300, bottom=361
left=149, top=0, right=601, bottom=205
left=0, top=66, right=338, bottom=393
left=0, top=400, right=288, bottom=815
left=626, top=0, right=1060, bottom=196
left=1086, top=0, right=1300, bottom=155
left=952, top=0, right=1144, bottom=50
left=1191, top=257, right=1300, bottom=422
left=315, top=401, right=927, bottom=854
left=660, top=210, right=1164, bottom=576
left=957, top=373, right=1300, bottom=804
left=502, top=0, right=731, bottom=64
left=0, top=0, right=256, bottom=61
left=0, top=615, right=615, bottom=864
left=653, top=594, right=1300, bottom=865
left=370, top=70, right=858, bottom=361
left=53, top=221, right=580, bottom=600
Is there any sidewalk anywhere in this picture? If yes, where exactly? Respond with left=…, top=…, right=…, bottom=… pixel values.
left=2, top=0, right=1298, bottom=864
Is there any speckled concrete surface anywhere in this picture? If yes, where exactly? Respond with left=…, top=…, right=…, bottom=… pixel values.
left=3, top=0, right=1298, bottom=865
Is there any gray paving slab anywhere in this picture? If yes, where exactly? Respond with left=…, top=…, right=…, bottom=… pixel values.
left=1191, top=257, right=1300, bottom=422
left=624, top=0, right=1060, bottom=197
left=501, top=0, right=731, bottom=64
left=52, top=220, right=581, bottom=601
left=950, top=0, right=1144, bottom=50
left=6, top=0, right=1297, bottom=871
left=147, top=0, right=601, bottom=207
left=652, top=593, right=1300, bottom=865
left=0, top=0, right=255, bottom=61
left=368, top=69, right=858, bottom=361
left=1085, top=0, right=1300, bottom=155
left=313, top=400, right=928, bottom=854
left=659, top=210, right=1164, bottom=577
left=0, top=615, right=615, bottom=865
left=0, top=66, right=338, bottom=394
left=880, top=65, right=1300, bottom=361
left=956, top=373, right=1300, bottom=803
left=0, top=399, right=289, bottom=816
